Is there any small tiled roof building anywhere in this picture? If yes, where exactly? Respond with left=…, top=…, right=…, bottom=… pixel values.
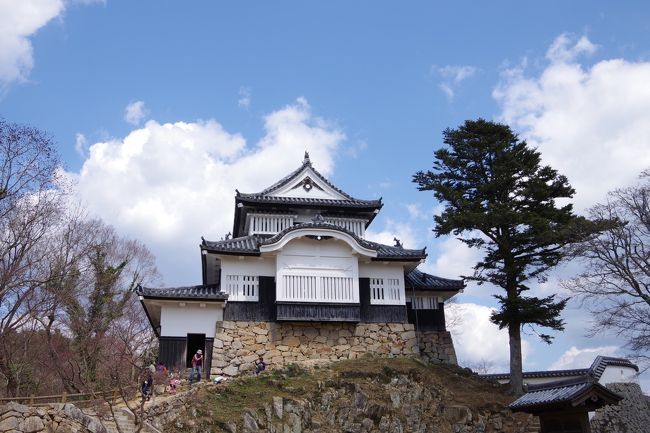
left=138, top=154, right=463, bottom=377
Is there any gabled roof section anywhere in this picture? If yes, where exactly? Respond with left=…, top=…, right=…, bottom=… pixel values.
left=589, top=356, right=639, bottom=380
left=232, top=153, right=383, bottom=237
left=510, top=376, right=622, bottom=413
left=235, top=152, right=383, bottom=208
left=405, top=268, right=464, bottom=292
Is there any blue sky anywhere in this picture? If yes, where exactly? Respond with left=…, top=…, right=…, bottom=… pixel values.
left=3, top=1, right=650, bottom=382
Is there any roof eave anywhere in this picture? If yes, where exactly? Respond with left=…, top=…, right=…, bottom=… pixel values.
left=139, top=295, right=229, bottom=302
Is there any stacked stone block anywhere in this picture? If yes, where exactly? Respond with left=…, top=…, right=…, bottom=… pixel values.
left=211, top=321, right=457, bottom=377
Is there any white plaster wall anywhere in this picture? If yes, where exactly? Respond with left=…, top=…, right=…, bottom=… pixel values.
left=359, top=262, right=406, bottom=305
left=276, top=238, right=359, bottom=302
left=599, top=366, right=639, bottom=384
left=278, top=238, right=357, bottom=272
left=160, top=302, right=223, bottom=338
left=358, top=262, right=405, bottom=281
left=220, top=256, right=276, bottom=278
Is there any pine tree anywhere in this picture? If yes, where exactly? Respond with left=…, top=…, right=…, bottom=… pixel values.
left=413, top=119, right=599, bottom=395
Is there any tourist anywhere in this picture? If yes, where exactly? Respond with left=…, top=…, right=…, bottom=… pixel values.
left=189, top=349, right=203, bottom=384
left=254, top=356, right=266, bottom=375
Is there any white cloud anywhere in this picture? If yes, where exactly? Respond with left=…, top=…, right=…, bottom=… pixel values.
left=124, top=100, right=148, bottom=125
left=494, top=33, right=650, bottom=210
left=550, top=345, right=619, bottom=370
left=422, top=236, right=482, bottom=282
left=405, top=203, right=426, bottom=220
left=74, top=132, right=87, bottom=157
left=435, top=64, right=477, bottom=100
left=68, top=98, right=345, bottom=285
left=343, top=139, right=367, bottom=158
left=446, top=302, right=531, bottom=372
left=546, top=33, right=597, bottom=64
left=365, top=219, right=418, bottom=249
left=0, top=0, right=64, bottom=90
left=238, top=86, right=251, bottom=109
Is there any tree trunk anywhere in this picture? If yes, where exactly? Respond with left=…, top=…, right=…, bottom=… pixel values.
left=0, top=360, right=18, bottom=397
left=508, top=323, right=524, bottom=396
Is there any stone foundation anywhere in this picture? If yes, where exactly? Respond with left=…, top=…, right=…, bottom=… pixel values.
left=418, top=330, right=458, bottom=364
left=211, top=321, right=457, bottom=377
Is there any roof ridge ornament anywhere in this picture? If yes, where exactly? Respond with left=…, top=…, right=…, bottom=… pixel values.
left=303, top=151, right=311, bottom=166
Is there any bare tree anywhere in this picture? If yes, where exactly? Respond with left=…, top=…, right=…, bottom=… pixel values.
left=565, top=171, right=650, bottom=360
left=42, top=217, right=159, bottom=393
left=0, top=119, right=64, bottom=396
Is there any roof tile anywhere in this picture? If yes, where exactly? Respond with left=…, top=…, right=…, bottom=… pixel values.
left=137, top=284, right=228, bottom=300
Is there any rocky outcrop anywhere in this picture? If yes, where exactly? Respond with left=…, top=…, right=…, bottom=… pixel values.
left=591, top=382, right=650, bottom=433
left=174, top=358, right=538, bottom=433
left=211, top=321, right=456, bottom=377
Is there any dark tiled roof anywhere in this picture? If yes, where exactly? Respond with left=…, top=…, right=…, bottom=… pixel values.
left=481, top=356, right=639, bottom=382
left=510, top=377, right=593, bottom=410
left=368, top=242, right=427, bottom=260
left=510, top=376, right=622, bottom=412
left=201, top=235, right=266, bottom=254
left=236, top=153, right=382, bottom=209
left=202, top=222, right=427, bottom=260
left=236, top=194, right=383, bottom=208
left=481, top=368, right=589, bottom=382
left=405, top=268, right=464, bottom=291
left=137, top=284, right=228, bottom=300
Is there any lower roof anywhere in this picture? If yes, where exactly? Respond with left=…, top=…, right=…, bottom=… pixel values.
left=137, top=284, right=228, bottom=301
left=481, top=356, right=639, bottom=383
left=405, top=269, right=465, bottom=292
left=510, top=376, right=622, bottom=413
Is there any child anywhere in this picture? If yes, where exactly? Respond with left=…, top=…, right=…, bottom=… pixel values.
left=169, top=371, right=179, bottom=393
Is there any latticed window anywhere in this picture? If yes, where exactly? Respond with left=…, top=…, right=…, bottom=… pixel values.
left=370, top=278, right=401, bottom=305
left=224, top=275, right=259, bottom=301
left=408, top=296, right=438, bottom=310
left=280, top=275, right=355, bottom=303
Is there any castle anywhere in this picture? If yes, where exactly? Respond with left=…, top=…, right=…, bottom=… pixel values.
left=138, top=154, right=463, bottom=377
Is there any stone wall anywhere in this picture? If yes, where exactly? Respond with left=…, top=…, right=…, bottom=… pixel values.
left=418, top=330, right=457, bottom=364
left=0, top=401, right=106, bottom=433
left=590, top=382, right=650, bottom=433
left=211, top=321, right=456, bottom=377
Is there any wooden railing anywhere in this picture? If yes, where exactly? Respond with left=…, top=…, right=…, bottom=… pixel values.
left=248, top=214, right=295, bottom=235
left=323, top=217, right=366, bottom=237
left=0, top=387, right=135, bottom=407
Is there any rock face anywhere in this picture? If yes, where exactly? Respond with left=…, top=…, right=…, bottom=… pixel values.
left=211, top=321, right=457, bottom=377
left=591, top=382, right=650, bottom=433
left=172, top=358, right=539, bottom=433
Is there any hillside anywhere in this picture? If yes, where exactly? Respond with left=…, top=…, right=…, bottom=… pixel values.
left=162, top=357, right=537, bottom=433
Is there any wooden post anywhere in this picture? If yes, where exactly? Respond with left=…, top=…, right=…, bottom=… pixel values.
left=29, top=394, right=34, bottom=405
left=112, top=390, right=117, bottom=404
left=62, top=392, right=67, bottom=403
